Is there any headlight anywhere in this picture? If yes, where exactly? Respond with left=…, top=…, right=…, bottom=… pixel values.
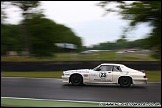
left=62, top=71, right=69, bottom=76
left=62, top=71, right=65, bottom=76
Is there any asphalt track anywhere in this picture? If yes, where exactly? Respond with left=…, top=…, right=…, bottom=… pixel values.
left=1, top=77, right=161, bottom=103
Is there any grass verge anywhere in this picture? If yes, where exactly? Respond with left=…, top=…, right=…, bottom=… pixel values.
left=1, top=97, right=100, bottom=107
left=1, top=71, right=161, bottom=82
left=146, top=71, right=161, bottom=82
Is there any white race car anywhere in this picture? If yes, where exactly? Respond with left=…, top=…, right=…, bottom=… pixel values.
left=62, top=63, right=147, bottom=87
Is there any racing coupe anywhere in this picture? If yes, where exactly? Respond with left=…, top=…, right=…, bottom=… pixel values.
left=62, top=63, right=147, bottom=87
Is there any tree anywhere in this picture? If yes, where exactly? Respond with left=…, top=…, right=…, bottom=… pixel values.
left=11, top=1, right=41, bottom=56
left=25, top=14, right=58, bottom=57
left=1, top=1, right=83, bottom=57
left=1, top=24, right=23, bottom=55
left=48, top=24, right=83, bottom=52
left=1, top=1, right=10, bottom=24
left=97, top=1, right=161, bottom=59
left=25, top=14, right=82, bottom=57
left=1, top=16, right=83, bottom=57
left=1, top=9, right=7, bottom=24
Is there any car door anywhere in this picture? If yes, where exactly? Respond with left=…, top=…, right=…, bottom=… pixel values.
left=89, top=65, right=113, bottom=83
left=111, top=65, right=122, bottom=82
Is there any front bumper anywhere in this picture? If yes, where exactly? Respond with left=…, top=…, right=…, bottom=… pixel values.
left=62, top=76, right=70, bottom=83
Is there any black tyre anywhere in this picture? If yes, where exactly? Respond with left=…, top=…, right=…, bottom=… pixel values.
left=119, top=77, right=132, bottom=87
left=70, top=74, right=83, bottom=86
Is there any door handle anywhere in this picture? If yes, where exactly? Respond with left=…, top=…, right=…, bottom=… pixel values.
left=108, top=72, right=111, bottom=73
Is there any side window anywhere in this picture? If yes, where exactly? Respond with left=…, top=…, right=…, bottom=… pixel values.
left=100, top=65, right=113, bottom=71
left=94, top=65, right=114, bottom=71
left=112, top=66, right=122, bottom=72
left=100, top=66, right=107, bottom=71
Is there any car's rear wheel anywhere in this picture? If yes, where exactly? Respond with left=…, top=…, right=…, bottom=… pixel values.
left=70, top=74, right=83, bottom=86
left=119, top=77, right=132, bottom=87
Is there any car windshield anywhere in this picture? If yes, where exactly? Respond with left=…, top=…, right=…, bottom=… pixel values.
left=93, top=65, right=100, bottom=71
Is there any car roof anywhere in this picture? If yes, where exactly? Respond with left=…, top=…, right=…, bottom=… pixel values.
left=101, top=63, right=125, bottom=66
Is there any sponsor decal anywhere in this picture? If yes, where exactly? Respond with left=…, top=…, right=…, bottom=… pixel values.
left=94, top=79, right=111, bottom=82
left=91, top=74, right=97, bottom=76
left=68, top=70, right=89, bottom=73
left=94, top=79, right=101, bottom=81
left=83, top=74, right=88, bottom=77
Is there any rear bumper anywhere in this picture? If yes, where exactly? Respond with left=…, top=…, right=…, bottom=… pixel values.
left=133, top=78, right=147, bottom=84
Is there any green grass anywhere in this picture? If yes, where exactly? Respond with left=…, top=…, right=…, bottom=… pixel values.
left=1, top=71, right=161, bottom=82
left=1, top=52, right=158, bottom=61
left=146, top=71, right=161, bottom=82
left=1, top=98, right=100, bottom=107
left=1, top=56, right=55, bottom=62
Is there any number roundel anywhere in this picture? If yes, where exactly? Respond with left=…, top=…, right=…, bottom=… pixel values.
left=99, top=72, right=107, bottom=78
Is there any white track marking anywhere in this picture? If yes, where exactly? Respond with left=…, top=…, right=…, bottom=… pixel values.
left=1, top=97, right=103, bottom=103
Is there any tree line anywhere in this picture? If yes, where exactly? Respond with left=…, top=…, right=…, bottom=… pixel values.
left=1, top=1, right=161, bottom=59
left=97, top=1, right=161, bottom=59
left=1, top=1, right=82, bottom=57
left=84, top=38, right=149, bottom=50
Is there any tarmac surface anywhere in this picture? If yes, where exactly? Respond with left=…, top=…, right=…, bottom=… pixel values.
left=1, top=77, right=161, bottom=102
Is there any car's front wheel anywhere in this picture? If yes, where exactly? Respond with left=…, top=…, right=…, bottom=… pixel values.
left=70, top=74, right=83, bottom=86
left=119, top=77, right=132, bottom=87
